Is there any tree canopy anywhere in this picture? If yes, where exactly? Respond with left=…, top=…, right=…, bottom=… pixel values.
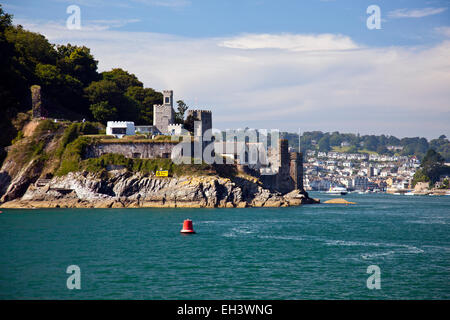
left=0, top=4, right=167, bottom=163
left=412, top=149, right=450, bottom=187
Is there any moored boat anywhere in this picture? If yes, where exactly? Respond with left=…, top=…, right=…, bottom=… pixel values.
left=326, top=186, right=348, bottom=195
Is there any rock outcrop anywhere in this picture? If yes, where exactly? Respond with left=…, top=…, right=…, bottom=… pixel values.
left=323, top=198, right=356, bottom=204
left=0, top=170, right=319, bottom=209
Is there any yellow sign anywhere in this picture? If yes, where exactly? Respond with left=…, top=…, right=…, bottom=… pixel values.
left=156, top=170, right=169, bottom=177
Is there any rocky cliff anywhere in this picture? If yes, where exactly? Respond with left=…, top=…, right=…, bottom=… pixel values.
left=0, top=119, right=319, bottom=209
left=0, top=170, right=318, bottom=209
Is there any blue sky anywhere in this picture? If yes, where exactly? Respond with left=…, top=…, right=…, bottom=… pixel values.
left=3, top=0, right=450, bottom=138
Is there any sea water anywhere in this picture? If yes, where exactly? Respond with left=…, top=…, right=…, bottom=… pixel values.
left=0, top=193, right=449, bottom=299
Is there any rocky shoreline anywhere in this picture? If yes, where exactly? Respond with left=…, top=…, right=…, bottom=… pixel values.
left=0, top=170, right=319, bottom=209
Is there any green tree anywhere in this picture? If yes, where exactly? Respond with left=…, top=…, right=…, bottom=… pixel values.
left=84, top=79, right=122, bottom=104
left=175, top=100, right=188, bottom=124
left=184, top=113, right=195, bottom=133
left=90, top=101, right=117, bottom=123
left=412, top=168, right=430, bottom=187
left=84, top=80, right=139, bottom=122
left=363, top=135, right=378, bottom=151
left=422, top=149, right=445, bottom=167
left=430, top=135, right=450, bottom=161
left=102, top=68, right=142, bottom=92
left=348, top=145, right=358, bottom=153
left=318, top=135, right=330, bottom=152
left=412, top=149, right=450, bottom=187
left=56, top=44, right=99, bottom=86
left=376, top=145, right=388, bottom=154
left=125, top=86, right=162, bottom=124
left=35, top=63, right=64, bottom=87
left=329, top=132, right=342, bottom=147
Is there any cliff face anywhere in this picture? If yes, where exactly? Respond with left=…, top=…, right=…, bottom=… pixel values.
left=0, top=170, right=318, bottom=208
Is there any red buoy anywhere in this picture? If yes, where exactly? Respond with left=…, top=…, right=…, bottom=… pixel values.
left=180, top=219, right=195, bottom=234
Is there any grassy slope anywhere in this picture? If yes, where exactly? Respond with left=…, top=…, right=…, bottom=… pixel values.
left=6, top=119, right=230, bottom=179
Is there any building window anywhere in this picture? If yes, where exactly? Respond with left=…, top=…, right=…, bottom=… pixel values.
left=165, top=97, right=170, bottom=104
left=132, top=153, right=141, bottom=159
left=112, top=127, right=126, bottom=134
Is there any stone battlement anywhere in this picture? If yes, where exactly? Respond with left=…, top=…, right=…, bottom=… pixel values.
left=107, top=121, right=134, bottom=125
left=188, top=110, right=212, bottom=114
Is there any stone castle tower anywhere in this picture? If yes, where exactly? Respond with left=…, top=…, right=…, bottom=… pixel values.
left=274, top=139, right=304, bottom=193
left=187, top=110, right=212, bottom=138
left=289, top=151, right=304, bottom=191
left=153, top=90, right=174, bottom=134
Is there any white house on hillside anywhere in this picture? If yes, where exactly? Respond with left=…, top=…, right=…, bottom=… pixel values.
left=106, top=121, right=135, bottom=138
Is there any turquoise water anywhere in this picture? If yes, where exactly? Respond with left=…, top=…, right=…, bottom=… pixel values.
left=0, top=193, right=449, bottom=299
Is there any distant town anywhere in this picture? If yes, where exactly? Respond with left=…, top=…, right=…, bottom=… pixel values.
left=303, top=148, right=422, bottom=192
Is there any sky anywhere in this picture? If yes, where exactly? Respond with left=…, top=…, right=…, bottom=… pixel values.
left=2, top=0, right=450, bottom=139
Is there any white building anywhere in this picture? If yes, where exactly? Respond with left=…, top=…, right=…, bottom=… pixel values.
left=353, top=176, right=369, bottom=190
left=340, top=177, right=353, bottom=188
left=343, top=161, right=353, bottom=167
left=168, top=124, right=187, bottom=136
left=135, top=125, right=158, bottom=135
left=309, top=179, right=332, bottom=191
left=106, top=121, right=135, bottom=138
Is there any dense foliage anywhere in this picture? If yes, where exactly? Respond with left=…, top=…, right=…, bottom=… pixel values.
left=412, top=149, right=450, bottom=187
left=282, top=131, right=450, bottom=161
left=0, top=5, right=163, bottom=163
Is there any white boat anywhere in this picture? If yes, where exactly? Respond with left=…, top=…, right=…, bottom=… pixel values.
left=326, top=186, right=348, bottom=195
left=405, top=192, right=415, bottom=196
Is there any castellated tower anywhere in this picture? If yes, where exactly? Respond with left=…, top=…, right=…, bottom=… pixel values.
left=276, top=139, right=292, bottom=193
left=153, top=90, right=175, bottom=134
left=273, top=139, right=305, bottom=193
left=187, top=110, right=212, bottom=138
left=289, top=151, right=304, bottom=191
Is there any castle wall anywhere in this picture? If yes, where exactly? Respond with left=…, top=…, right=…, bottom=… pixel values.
left=85, top=142, right=179, bottom=159
left=259, top=140, right=304, bottom=194
left=84, top=140, right=206, bottom=162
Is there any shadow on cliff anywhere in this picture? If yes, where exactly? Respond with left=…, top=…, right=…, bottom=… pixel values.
left=0, top=171, right=12, bottom=199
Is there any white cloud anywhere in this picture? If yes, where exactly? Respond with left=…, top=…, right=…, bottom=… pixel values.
left=435, top=26, right=450, bottom=37
left=388, top=7, right=447, bottom=18
left=88, top=19, right=141, bottom=30
left=13, top=18, right=140, bottom=32
left=219, top=33, right=359, bottom=52
left=15, top=20, right=450, bottom=138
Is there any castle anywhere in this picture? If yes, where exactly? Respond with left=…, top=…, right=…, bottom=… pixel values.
left=152, top=90, right=212, bottom=137
left=99, top=89, right=305, bottom=194
left=153, top=90, right=175, bottom=134
left=28, top=84, right=306, bottom=194
left=213, top=136, right=304, bottom=193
